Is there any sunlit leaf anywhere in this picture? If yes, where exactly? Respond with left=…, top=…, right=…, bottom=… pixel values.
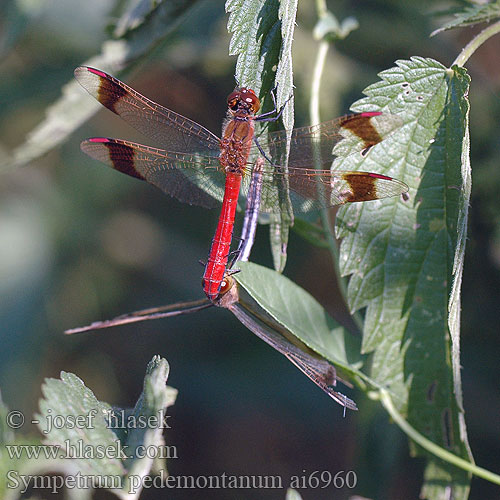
left=114, top=0, right=169, bottom=37
left=313, top=11, right=359, bottom=42
left=226, top=0, right=297, bottom=271
left=37, top=372, right=124, bottom=477
left=286, top=487, right=303, bottom=500
left=36, top=356, right=176, bottom=499
left=0, top=393, right=92, bottom=500
left=234, top=261, right=362, bottom=373
left=335, top=57, right=472, bottom=499
left=432, top=0, right=500, bottom=36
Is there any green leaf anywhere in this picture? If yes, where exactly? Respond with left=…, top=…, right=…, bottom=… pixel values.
left=226, top=0, right=297, bottom=272
left=36, top=356, right=176, bottom=499
left=447, top=66, right=472, bottom=464
left=227, top=0, right=281, bottom=97
left=0, top=0, right=197, bottom=171
left=268, top=0, right=297, bottom=272
left=0, top=393, right=93, bottom=500
left=335, top=57, right=472, bottom=499
left=37, top=372, right=124, bottom=477
left=268, top=218, right=290, bottom=271
left=431, top=0, right=500, bottom=36
left=118, top=356, right=177, bottom=496
left=234, top=261, right=362, bottom=373
left=313, top=11, right=359, bottom=42
left=286, top=488, right=303, bottom=500
left=114, top=0, right=170, bottom=37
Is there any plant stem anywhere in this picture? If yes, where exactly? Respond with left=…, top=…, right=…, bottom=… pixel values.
left=310, top=12, right=364, bottom=333
left=315, top=0, right=327, bottom=18
left=453, top=20, right=500, bottom=67
left=380, top=389, right=500, bottom=485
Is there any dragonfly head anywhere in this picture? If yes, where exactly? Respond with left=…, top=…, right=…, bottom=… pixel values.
left=227, top=88, right=260, bottom=115
left=202, top=274, right=238, bottom=306
left=212, top=275, right=239, bottom=308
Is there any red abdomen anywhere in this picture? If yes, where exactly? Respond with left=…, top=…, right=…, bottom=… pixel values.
left=203, top=173, right=242, bottom=300
left=203, top=115, right=255, bottom=300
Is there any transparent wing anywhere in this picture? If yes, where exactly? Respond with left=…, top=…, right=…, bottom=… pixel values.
left=75, top=66, right=221, bottom=154
left=244, top=111, right=407, bottom=213
left=252, top=112, right=402, bottom=167
left=76, top=66, right=407, bottom=213
left=81, top=138, right=408, bottom=213
left=81, top=138, right=224, bottom=208
left=239, top=163, right=408, bottom=214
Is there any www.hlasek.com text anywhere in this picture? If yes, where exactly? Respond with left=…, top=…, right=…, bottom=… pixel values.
left=5, top=441, right=177, bottom=461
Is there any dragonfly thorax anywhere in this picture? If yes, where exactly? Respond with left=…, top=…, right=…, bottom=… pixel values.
left=219, top=110, right=255, bottom=174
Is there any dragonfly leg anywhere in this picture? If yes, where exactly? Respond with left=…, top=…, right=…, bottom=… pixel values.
left=227, top=245, right=243, bottom=270
left=255, top=86, right=278, bottom=119
left=256, top=90, right=293, bottom=122
left=253, top=137, right=275, bottom=166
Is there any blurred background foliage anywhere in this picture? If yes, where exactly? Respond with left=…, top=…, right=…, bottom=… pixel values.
left=1, top=0, right=500, bottom=499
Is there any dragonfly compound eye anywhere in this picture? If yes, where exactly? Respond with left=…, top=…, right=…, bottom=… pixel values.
left=218, top=276, right=235, bottom=296
left=240, top=88, right=260, bottom=113
left=227, top=88, right=260, bottom=113
left=227, top=90, right=241, bottom=111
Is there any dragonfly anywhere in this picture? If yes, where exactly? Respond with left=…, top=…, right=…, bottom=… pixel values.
left=65, top=272, right=358, bottom=411
left=66, top=159, right=357, bottom=410
left=74, top=66, right=408, bottom=300
left=64, top=160, right=267, bottom=334
left=237, top=156, right=264, bottom=263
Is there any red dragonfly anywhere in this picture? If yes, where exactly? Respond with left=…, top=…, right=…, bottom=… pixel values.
left=74, top=67, right=408, bottom=300
left=65, top=270, right=358, bottom=411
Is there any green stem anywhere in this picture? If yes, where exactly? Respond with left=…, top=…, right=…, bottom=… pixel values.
left=315, top=0, right=327, bottom=18
left=380, top=389, right=500, bottom=485
left=309, top=16, right=363, bottom=333
left=453, top=20, right=500, bottom=67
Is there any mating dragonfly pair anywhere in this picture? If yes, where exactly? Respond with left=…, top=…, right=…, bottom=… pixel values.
left=72, top=67, right=409, bottom=410
left=74, top=66, right=408, bottom=301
